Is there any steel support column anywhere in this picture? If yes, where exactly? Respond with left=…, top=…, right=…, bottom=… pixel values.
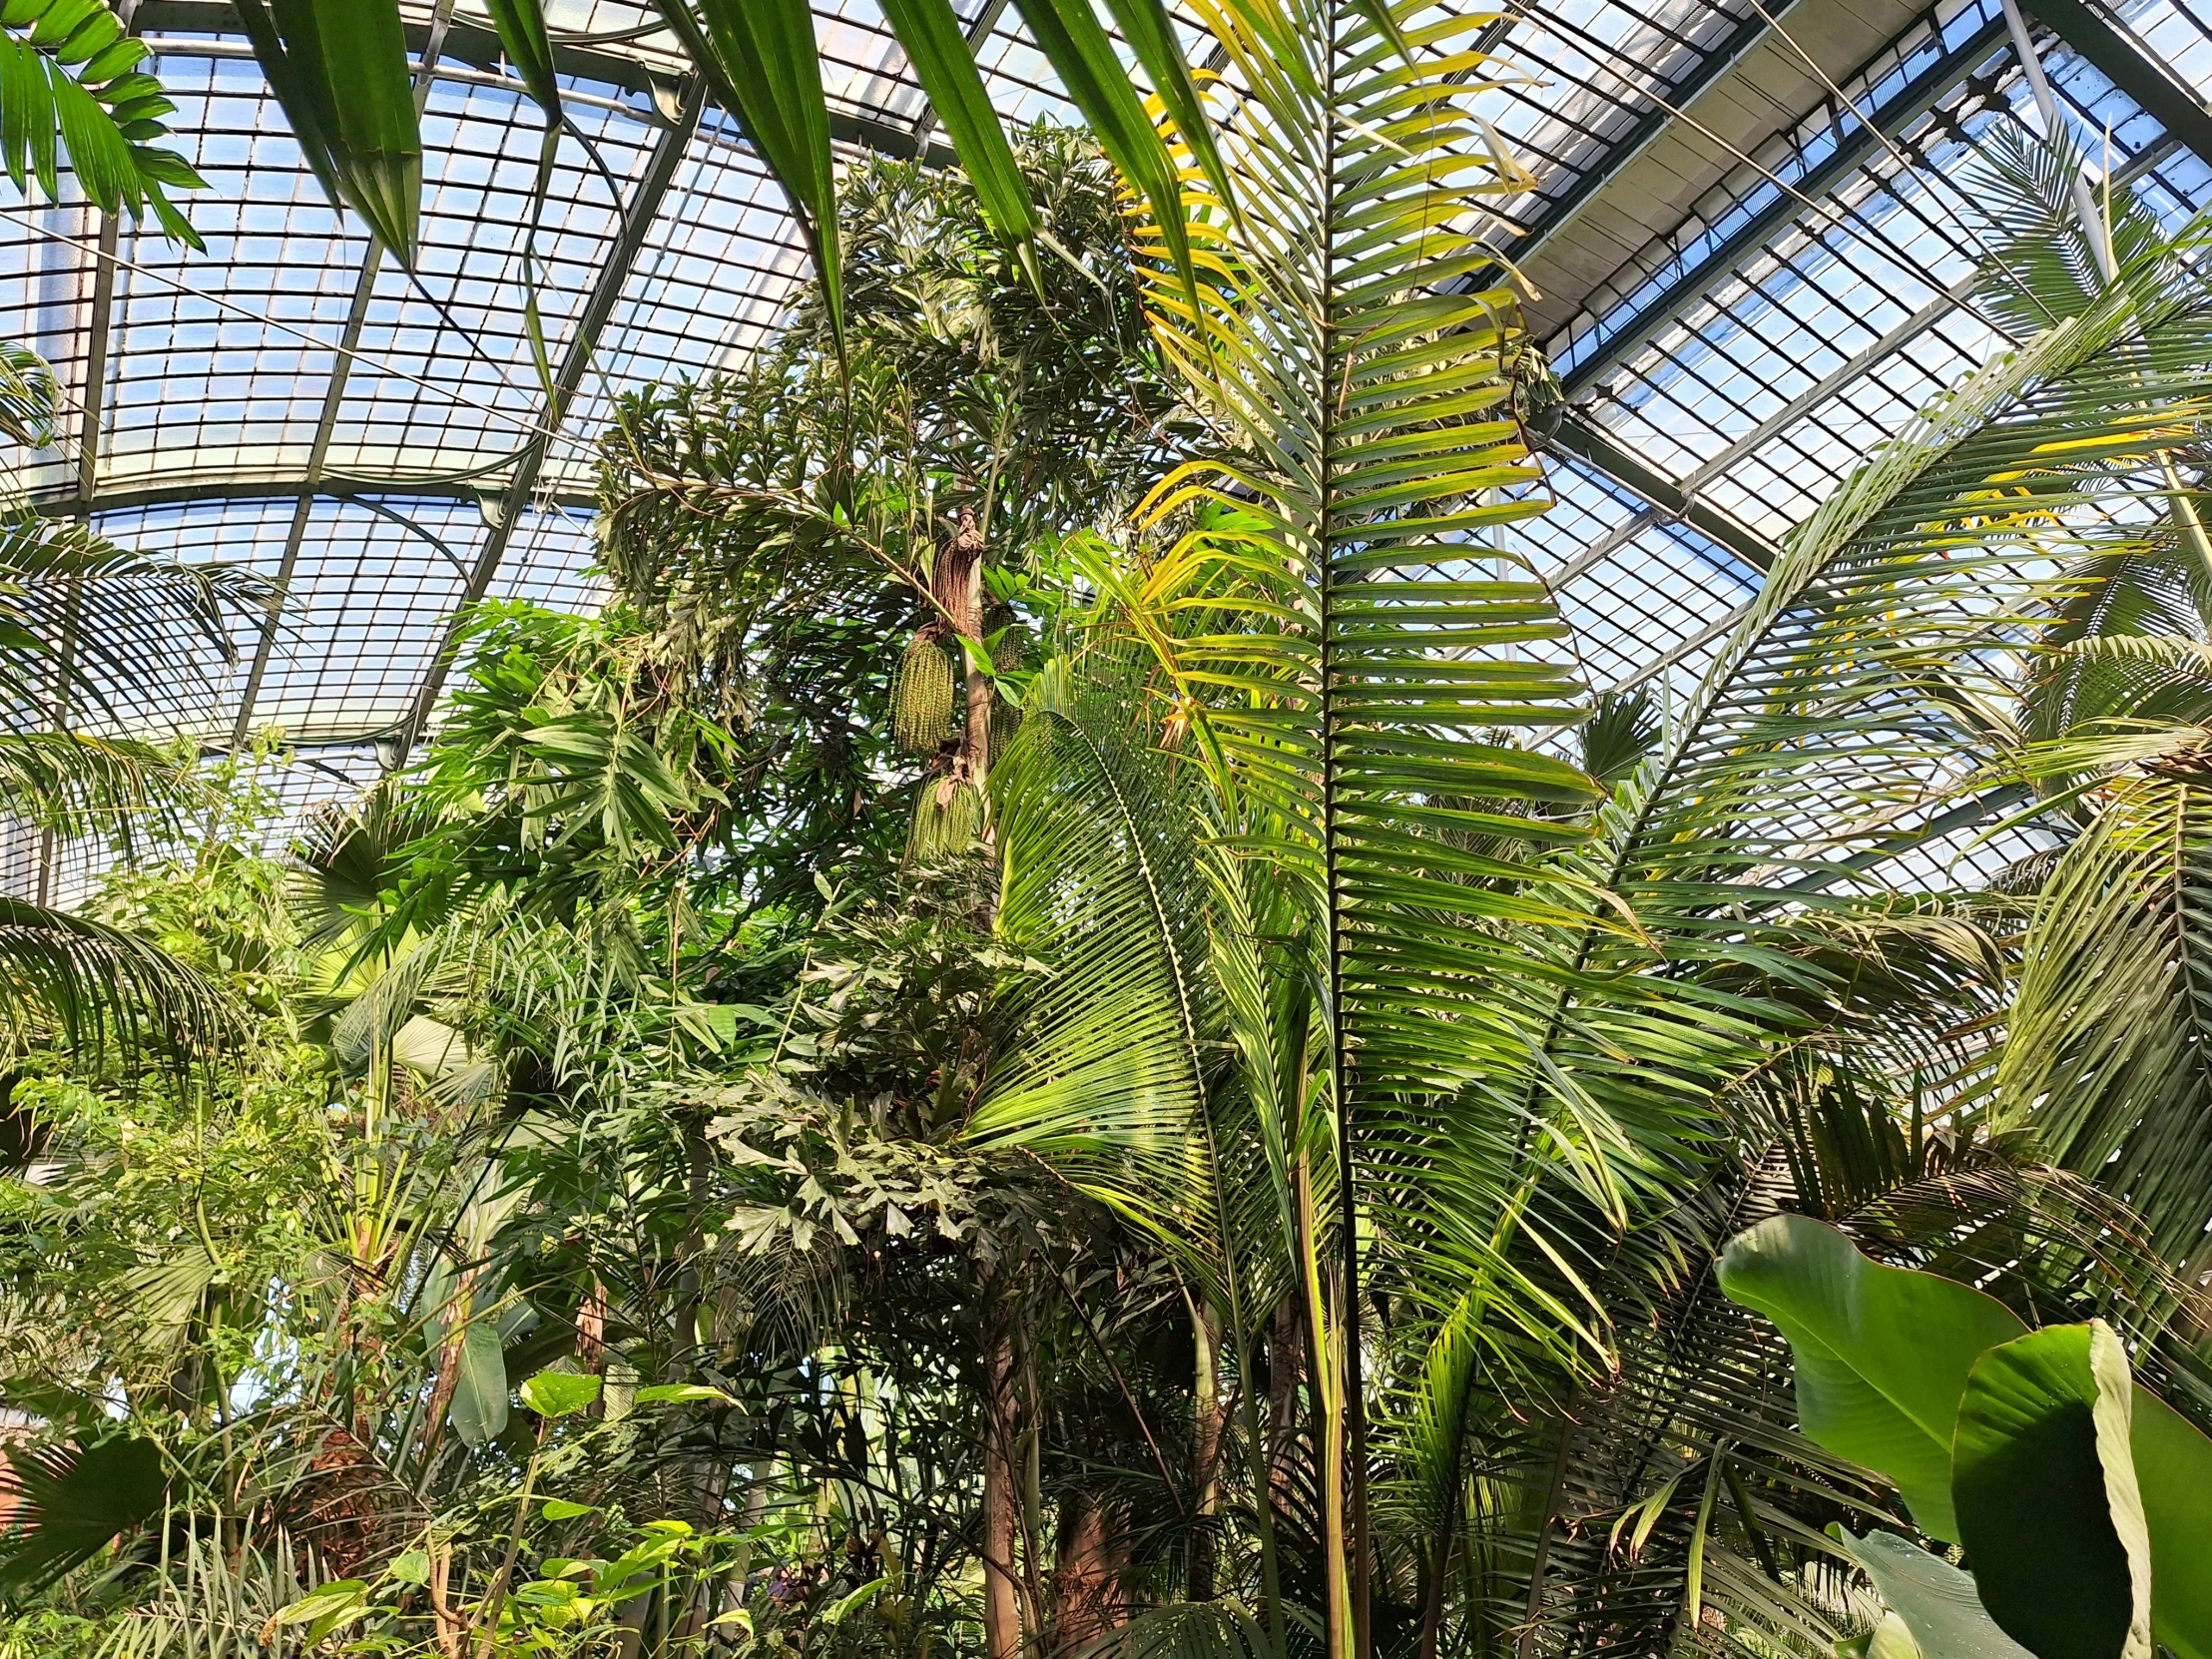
left=74, top=213, right=119, bottom=502
left=1546, top=411, right=1782, bottom=573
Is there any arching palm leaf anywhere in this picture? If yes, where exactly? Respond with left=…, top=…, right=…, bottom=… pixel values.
left=2001, top=746, right=2212, bottom=1276
left=0, top=1, right=205, bottom=245
left=0, top=894, right=228, bottom=1061
left=242, top=0, right=1191, bottom=315
left=0, top=512, right=271, bottom=735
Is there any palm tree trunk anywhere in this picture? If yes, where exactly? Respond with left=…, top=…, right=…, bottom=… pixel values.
left=418, top=1264, right=483, bottom=1472
left=982, top=1290, right=1022, bottom=1659
left=1050, top=1496, right=1128, bottom=1653
left=1267, top=1294, right=1304, bottom=1511
left=1188, top=1296, right=1224, bottom=1598
left=1417, top=1532, right=1451, bottom=1659
left=1295, top=1149, right=1352, bottom=1659
left=935, top=507, right=991, bottom=796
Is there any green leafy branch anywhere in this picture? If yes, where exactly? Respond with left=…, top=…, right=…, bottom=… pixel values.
left=1, top=0, right=205, bottom=245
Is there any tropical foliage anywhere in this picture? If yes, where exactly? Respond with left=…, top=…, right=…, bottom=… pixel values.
left=0, top=0, right=204, bottom=242
left=9, top=7, right=2212, bottom=1659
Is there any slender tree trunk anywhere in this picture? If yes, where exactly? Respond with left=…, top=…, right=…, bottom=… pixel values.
left=1417, top=1531, right=1451, bottom=1659
left=934, top=507, right=992, bottom=796
left=1241, top=1334, right=1287, bottom=1650
left=418, top=1265, right=483, bottom=1472
left=1267, top=1294, right=1304, bottom=1510
left=675, top=1111, right=725, bottom=1527
left=428, top=1545, right=464, bottom=1659
left=1050, top=1496, right=1129, bottom=1653
left=1295, top=1152, right=1352, bottom=1659
left=1189, top=1297, right=1225, bottom=1598
left=982, top=1286, right=1022, bottom=1659
left=576, top=1277, right=608, bottom=1373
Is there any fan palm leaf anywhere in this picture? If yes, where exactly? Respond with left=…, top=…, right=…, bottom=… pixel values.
left=0, top=1435, right=166, bottom=1590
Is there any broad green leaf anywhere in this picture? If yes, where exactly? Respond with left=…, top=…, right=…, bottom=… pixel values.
left=591, top=1535, right=685, bottom=1601
left=519, top=1369, right=602, bottom=1419
left=632, top=1382, right=736, bottom=1405
left=1722, top=1222, right=2212, bottom=1659
left=2131, top=1387, right=2212, bottom=1659
left=234, top=0, right=420, bottom=264
left=540, top=1498, right=598, bottom=1521
left=1830, top=1528, right=2033, bottom=1659
left=484, top=0, right=561, bottom=125
left=274, top=1578, right=369, bottom=1646
left=449, top=1321, right=509, bottom=1446
left=384, top=1550, right=431, bottom=1587
left=1953, top=1323, right=2152, bottom=1659
left=1717, top=1214, right=2027, bottom=1540
left=823, top=1575, right=891, bottom=1624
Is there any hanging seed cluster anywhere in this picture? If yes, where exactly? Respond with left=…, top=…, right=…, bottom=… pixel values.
left=988, top=698, right=1020, bottom=768
left=907, top=779, right=983, bottom=861
left=892, top=634, right=955, bottom=755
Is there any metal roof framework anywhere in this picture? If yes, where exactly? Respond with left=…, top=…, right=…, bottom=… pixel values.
left=2, top=0, right=2209, bottom=879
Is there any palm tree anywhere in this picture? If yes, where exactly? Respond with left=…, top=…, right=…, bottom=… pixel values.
left=976, top=91, right=2212, bottom=1655
left=66, top=1, right=2212, bottom=1649
left=0, top=346, right=272, bottom=1062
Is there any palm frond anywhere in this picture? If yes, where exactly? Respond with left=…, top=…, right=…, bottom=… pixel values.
left=0, top=514, right=273, bottom=735
left=1604, top=281, right=2195, bottom=908
left=972, top=667, right=1213, bottom=1226
left=0, top=340, right=61, bottom=451
left=2000, top=759, right=2212, bottom=1275
left=0, top=1434, right=165, bottom=1591
left=0, top=895, right=229, bottom=1062
left=0, top=732, right=196, bottom=845
left=233, top=0, right=418, bottom=264
left=1094, top=1599, right=1280, bottom=1659
left=0, top=10, right=205, bottom=246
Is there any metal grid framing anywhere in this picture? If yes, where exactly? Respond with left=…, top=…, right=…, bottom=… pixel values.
left=0, top=0, right=2207, bottom=888
left=1519, top=0, right=2212, bottom=884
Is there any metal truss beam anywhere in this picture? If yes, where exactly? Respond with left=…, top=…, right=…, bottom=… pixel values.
left=75, top=213, right=119, bottom=502
left=1508, top=0, right=1806, bottom=274
left=1545, top=411, right=1781, bottom=574
left=2024, top=0, right=2212, bottom=172
left=225, top=244, right=389, bottom=748
left=35, top=474, right=597, bottom=520
left=1558, top=8, right=2011, bottom=398
left=401, top=75, right=709, bottom=747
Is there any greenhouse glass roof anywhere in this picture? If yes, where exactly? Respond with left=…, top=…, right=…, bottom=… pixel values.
left=4, top=0, right=2211, bottom=858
